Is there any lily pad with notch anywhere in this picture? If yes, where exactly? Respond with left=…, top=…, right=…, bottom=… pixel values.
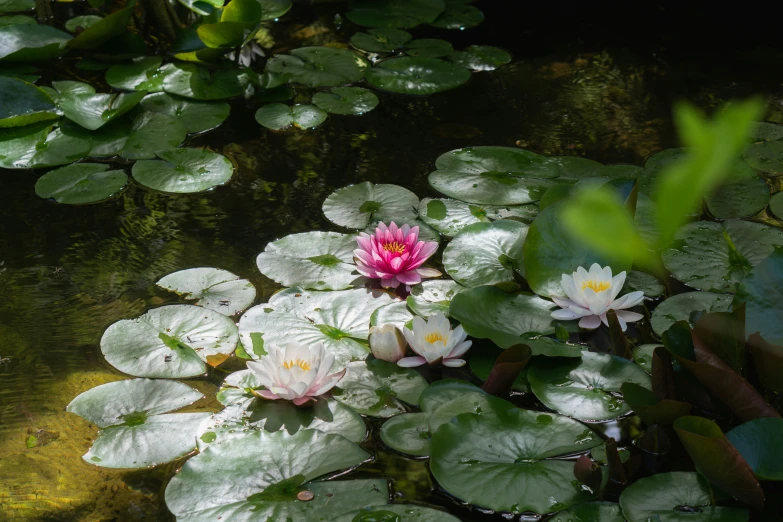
left=0, top=24, right=72, bottom=62
left=743, top=140, right=783, bottom=175
left=406, top=279, right=465, bottom=317
left=323, top=181, right=420, bottom=229
left=448, top=45, right=511, bottom=71
left=132, top=148, right=233, bottom=193
left=650, top=291, right=733, bottom=338
left=369, top=301, right=414, bottom=330
left=350, top=28, right=412, bottom=52
left=312, top=87, right=379, bottom=116
left=157, top=267, right=256, bottom=316
left=0, top=124, right=92, bottom=169
left=430, top=1, right=483, bottom=29
left=403, top=38, right=453, bottom=58
left=35, top=163, right=128, bottom=204
left=705, top=176, right=770, bottom=219
left=136, top=92, right=230, bottom=134
left=121, top=112, right=187, bottom=160
left=333, top=359, right=427, bottom=417
left=365, top=56, right=471, bottom=95
left=345, top=0, right=445, bottom=29
left=255, top=103, right=327, bottom=130
left=265, top=46, right=370, bottom=88
left=52, top=80, right=145, bottom=131
left=163, top=63, right=251, bottom=100
left=105, top=57, right=169, bottom=92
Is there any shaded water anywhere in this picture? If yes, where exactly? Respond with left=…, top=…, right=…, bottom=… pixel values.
left=2, top=2, right=783, bottom=520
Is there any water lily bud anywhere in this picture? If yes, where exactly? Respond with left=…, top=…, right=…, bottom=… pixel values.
left=369, top=324, right=407, bottom=363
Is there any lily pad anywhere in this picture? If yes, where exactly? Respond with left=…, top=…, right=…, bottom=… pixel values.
left=528, top=351, right=652, bottom=421
left=770, top=192, right=783, bottom=220
left=750, top=122, right=783, bottom=142
left=435, top=145, right=549, bottom=174
left=67, top=378, right=209, bottom=468
left=365, top=56, right=470, bottom=95
left=132, top=148, right=233, bottom=193
left=431, top=2, right=483, bottom=29
left=2, top=125, right=91, bottom=169
left=163, top=63, right=250, bottom=100
left=743, top=140, right=783, bottom=175
left=52, top=80, right=145, bottom=131
left=238, top=288, right=393, bottom=371
left=35, top=163, right=128, bottom=204
left=0, top=0, right=34, bottom=12
left=350, top=28, right=412, bottom=52
left=419, top=197, right=538, bottom=237
left=165, top=429, right=376, bottom=521
left=625, top=270, right=665, bottom=298
left=449, top=285, right=562, bottom=348
left=662, top=220, right=783, bottom=292
left=551, top=502, right=625, bottom=522
left=0, top=24, right=71, bottom=62
left=65, top=15, right=103, bottom=32
left=101, top=304, right=239, bottom=378
left=0, top=15, right=36, bottom=26
left=442, top=219, right=527, bottom=287
left=121, top=112, right=187, bottom=160
left=136, top=92, right=230, bottom=134
left=448, top=45, right=511, bottom=71
left=429, top=170, right=554, bottom=205
left=0, top=77, right=58, bottom=128
left=406, top=279, right=465, bottom=317
left=105, top=57, right=168, bottom=92
left=650, top=292, right=734, bottom=338
left=312, top=87, right=379, bottom=116
left=67, top=3, right=133, bottom=50
left=633, top=344, right=662, bottom=373
left=379, top=412, right=430, bottom=456
left=256, top=231, right=359, bottom=291
left=336, top=505, right=461, bottom=522
left=265, top=47, right=370, bottom=88
left=619, top=472, right=749, bottom=522
left=83, top=117, right=131, bottom=157
left=323, top=181, right=419, bottom=229
left=726, top=418, right=783, bottom=481
left=430, top=405, right=601, bottom=514
left=333, top=359, right=427, bottom=417
left=157, top=267, right=256, bottom=316
left=404, top=38, right=453, bottom=58
left=369, top=301, right=414, bottom=329
left=259, top=0, right=292, bottom=20
left=736, top=247, right=783, bottom=346
left=705, top=176, right=770, bottom=219
left=345, top=0, right=445, bottom=29
left=255, top=103, right=327, bottom=130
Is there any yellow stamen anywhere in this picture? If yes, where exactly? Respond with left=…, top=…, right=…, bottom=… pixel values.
left=424, top=332, right=446, bottom=344
left=382, top=241, right=406, bottom=254
left=282, top=358, right=311, bottom=371
left=581, top=280, right=611, bottom=293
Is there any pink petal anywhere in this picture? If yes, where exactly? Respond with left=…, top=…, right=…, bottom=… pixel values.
left=292, top=396, right=317, bottom=407
left=397, top=356, right=427, bottom=367
left=395, top=270, right=421, bottom=285
left=389, top=256, right=404, bottom=272
left=615, top=310, right=644, bottom=323
left=381, top=276, right=400, bottom=288
left=257, top=390, right=280, bottom=400
left=551, top=308, right=582, bottom=320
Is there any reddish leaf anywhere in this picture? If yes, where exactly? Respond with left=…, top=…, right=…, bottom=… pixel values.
left=693, top=305, right=746, bottom=373
left=605, top=437, right=627, bottom=485
left=573, top=454, right=603, bottom=492
left=748, top=333, right=783, bottom=393
left=607, top=310, right=632, bottom=359
left=481, top=344, right=531, bottom=396
left=651, top=347, right=678, bottom=401
left=638, top=424, right=670, bottom=455
left=621, top=382, right=692, bottom=425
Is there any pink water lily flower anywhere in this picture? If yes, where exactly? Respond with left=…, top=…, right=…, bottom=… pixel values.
left=354, top=221, right=441, bottom=289
left=550, top=263, right=645, bottom=331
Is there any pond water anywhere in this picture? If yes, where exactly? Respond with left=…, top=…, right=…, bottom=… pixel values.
left=2, top=1, right=783, bottom=521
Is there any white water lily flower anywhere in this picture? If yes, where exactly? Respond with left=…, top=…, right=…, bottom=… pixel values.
left=550, top=263, right=645, bottom=331
left=398, top=313, right=472, bottom=368
left=227, top=42, right=265, bottom=67
left=369, top=324, right=407, bottom=363
left=246, top=342, right=345, bottom=406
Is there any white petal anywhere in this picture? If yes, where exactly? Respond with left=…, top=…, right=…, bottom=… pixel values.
left=397, top=356, right=427, bottom=367
left=613, top=291, right=645, bottom=310
left=448, top=340, right=472, bottom=358
left=443, top=358, right=466, bottom=368
left=576, top=266, right=589, bottom=280
left=600, top=265, right=613, bottom=283
left=611, top=271, right=626, bottom=300
left=310, top=369, right=345, bottom=396
left=615, top=310, right=644, bottom=323
left=450, top=324, right=467, bottom=346
left=578, top=315, right=601, bottom=329
left=552, top=308, right=584, bottom=320
left=582, top=287, right=608, bottom=316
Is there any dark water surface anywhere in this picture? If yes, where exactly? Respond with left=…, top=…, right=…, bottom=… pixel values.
left=2, top=2, right=783, bottom=520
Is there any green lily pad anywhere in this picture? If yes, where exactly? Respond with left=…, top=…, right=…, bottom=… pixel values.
left=705, top=176, right=770, bottom=219
left=132, top=148, right=233, bottom=193
left=449, top=285, right=562, bottom=348
left=448, top=45, right=511, bottom=71
left=0, top=15, right=35, bottom=26
left=430, top=405, right=600, bottom=514
left=238, top=287, right=393, bottom=371
left=619, top=472, right=749, bottom=522
left=650, top=291, right=733, bottom=337
left=551, top=502, right=625, bottom=522
left=35, top=163, right=128, bottom=204
left=312, top=87, right=379, bottom=116
left=0, top=0, right=34, bottom=13
left=419, top=197, right=539, bottom=237
left=404, top=38, right=453, bottom=58
left=0, top=77, right=58, bottom=128
left=0, top=121, right=49, bottom=168
left=442, top=219, right=527, bottom=287
left=79, top=117, right=130, bottom=158
left=750, top=122, right=783, bottom=142
left=528, top=351, right=652, bottom=421
left=662, top=220, right=783, bottom=292
left=265, top=47, right=370, bottom=88
left=256, top=231, right=359, bottom=291
left=406, top=279, right=465, bottom=317
left=2, top=124, right=92, bottom=169
left=365, top=56, right=470, bottom=95
left=633, top=344, right=662, bottom=373
left=0, top=24, right=71, bottom=62
left=52, top=80, right=144, bottom=131
left=435, top=145, right=549, bottom=174
left=336, top=505, right=461, bottom=522
left=345, top=0, right=445, bottom=29
left=736, top=247, right=783, bottom=346
left=770, top=192, right=783, bottom=220
left=743, top=140, right=783, bottom=175
left=431, top=2, right=483, bottom=29
left=726, top=418, right=783, bottom=481
left=101, top=304, right=239, bottom=378
left=0, top=64, right=39, bottom=82
left=429, top=170, right=554, bottom=205
left=323, top=181, right=420, bottom=229
left=333, top=359, right=427, bottom=417
left=157, top=267, right=256, bottom=316
left=163, top=63, right=250, bottom=100
left=65, top=15, right=103, bottom=32
left=255, top=103, right=327, bottom=130
left=105, top=57, right=168, bottom=92
left=369, top=301, right=414, bottom=329
left=350, top=28, right=412, bottom=52
left=136, top=92, right=230, bottom=134
left=67, top=3, right=133, bottom=50
left=258, top=0, right=292, bottom=20
left=625, top=270, right=665, bottom=298
left=67, top=378, right=209, bottom=468
left=121, top=112, right=187, bottom=160
left=379, top=412, right=430, bottom=456
left=165, top=429, right=376, bottom=520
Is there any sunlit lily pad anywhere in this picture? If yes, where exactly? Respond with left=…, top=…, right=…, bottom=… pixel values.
left=430, top=405, right=600, bottom=513
left=132, top=148, right=233, bottom=193
left=157, top=267, right=256, bottom=316
left=67, top=378, right=209, bottom=468
left=448, top=45, right=511, bottom=71
left=726, top=418, right=783, bottom=481
left=163, top=63, right=250, bottom=100
left=323, top=181, right=420, bottom=229
left=442, top=220, right=527, bottom=287
left=743, top=140, right=783, bottom=175
left=165, top=429, right=376, bottom=521
left=333, top=359, right=427, bottom=417
left=67, top=3, right=133, bottom=49
left=551, top=502, right=625, bottom=522
left=137, top=92, right=230, bottom=134
left=312, top=87, right=379, bottom=115
left=418, top=197, right=538, bottom=237
left=52, top=80, right=145, bottom=131
left=0, top=124, right=92, bottom=169
left=662, top=220, right=783, bottom=292
left=404, top=38, right=453, bottom=58
left=650, top=291, right=733, bottom=337
left=365, top=56, right=470, bottom=95
left=345, top=0, right=445, bottom=29
left=265, top=47, right=370, bottom=88
left=35, top=163, right=128, bottom=204
left=528, top=351, right=652, bottom=421
left=256, top=231, right=359, bottom=290
left=105, top=57, right=168, bottom=92
left=350, top=28, right=412, bottom=52
left=65, top=15, right=103, bottom=32
left=369, top=301, right=414, bottom=329
left=379, top=412, right=431, bottom=456
left=238, top=288, right=393, bottom=371
left=0, top=77, right=58, bottom=128
left=0, top=24, right=71, bottom=62
left=255, top=103, right=327, bottom=130
left=435, top=145, right=547, bottom=173
left=705, top=176, right=770, bottom=219
left=121, top=112, right=187, bottom=160
left=406, top=279, right=465, bottom=317
left=101, top=304, right=239, bottom=378
left=619, top=472, right=749, bottom=522
left=449, top=285, right=562, bottom=348
left=336, top=505, right=461, bottom=522
left=429, top=170, right=554, bottom=205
